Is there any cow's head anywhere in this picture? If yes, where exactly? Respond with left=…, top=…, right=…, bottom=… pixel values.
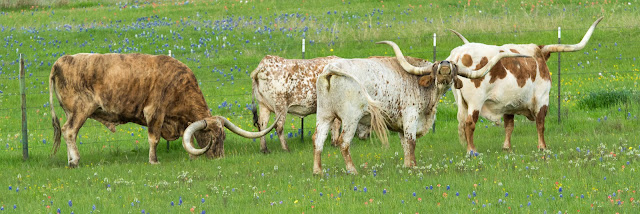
left=181, top=115, right=282, bottom=157
left=377, top=41, right=530, bottom=89
left=417, top=60, right=464, bottom=90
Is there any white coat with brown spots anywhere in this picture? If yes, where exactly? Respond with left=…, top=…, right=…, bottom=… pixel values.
left=448, top=17, right=603, bottom=153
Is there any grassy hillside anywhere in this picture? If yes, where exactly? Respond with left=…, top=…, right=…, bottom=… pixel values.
left=0, top=0, right=639, bottom=213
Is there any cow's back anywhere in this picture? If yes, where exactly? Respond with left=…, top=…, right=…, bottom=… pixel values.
left=322, top=56, right=437, bottom=133
left=251, top=55, right=340, bottom=116
left=449, top=43, right=552, bottom=121
left=50, top=53, right=205, bottom=127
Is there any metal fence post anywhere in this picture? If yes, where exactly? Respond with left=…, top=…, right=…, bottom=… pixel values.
left=300, top=38, right=306, bottom=142
left=432, top=33, right=437, bottom=133
left=19, top=53, right=29, bottom=160
left=557, top=27, right=561, bottom=124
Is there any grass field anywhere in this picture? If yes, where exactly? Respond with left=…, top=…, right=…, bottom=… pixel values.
left=1, top=0, right=640, bottom=213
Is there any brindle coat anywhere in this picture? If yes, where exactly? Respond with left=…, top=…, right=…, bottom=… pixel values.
left=49, top=53, right=224, bottom=167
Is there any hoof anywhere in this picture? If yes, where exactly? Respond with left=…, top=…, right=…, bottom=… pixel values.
left=68, top=161, right=79, bottom=168
left=467, top=150, right=479, bottom=157
left=502, top=147, right=512, bottom=152
left=346, top=169, right=358, bottom=175
left=261, top=149, right=271, bottom=154
left=150, top=161, right=160, bottom=165
left=313, top=168, right=323, bottom=175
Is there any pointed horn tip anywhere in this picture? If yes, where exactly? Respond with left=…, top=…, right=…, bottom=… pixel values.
left=594, top=16, right=604, bottom=25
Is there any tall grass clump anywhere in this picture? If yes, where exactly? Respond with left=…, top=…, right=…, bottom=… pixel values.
left=577, top=89, right=636, bottom=109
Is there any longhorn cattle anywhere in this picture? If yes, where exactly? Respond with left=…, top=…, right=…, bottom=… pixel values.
left=250, top=55, right=369, bottom=153
left=312, top=42, right=528, bottom=174
left=49, top=53, right=279, bottom=167
left=448, top=17, right=603, bottom=153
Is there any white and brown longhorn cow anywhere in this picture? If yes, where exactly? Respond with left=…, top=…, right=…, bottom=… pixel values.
left=312, top=42, right=528, bottom=174
left=49, top=53, right=279, bottom=167
left=448, top=17, right=603, bottom=153
left=250, top=55, right=369, bottom=153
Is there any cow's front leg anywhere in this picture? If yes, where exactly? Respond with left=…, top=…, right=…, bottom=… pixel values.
left=144, top=108, right=165, bottom=164
left=257, top=103, right=273, bottom=154
left=536, top=105, right=549, bottom=150
left=400, top=114, right=418, bottom=167
left=398, top=133, right=417, bottom=168
left=464, top=110, right=480, bottom=155
left=148, top=133, right=161, bottom=164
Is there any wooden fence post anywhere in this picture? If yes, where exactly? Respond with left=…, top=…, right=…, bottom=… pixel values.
left=19, top=53, right=28, bottom=160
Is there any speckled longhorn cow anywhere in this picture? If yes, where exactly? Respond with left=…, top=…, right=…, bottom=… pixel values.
left=250, top=55, right=370, bottom=153
left=49, top=53, right=279, bottom=167
left=312, top=41, right=528, bottom=174
left=448, top=17, right=603, bottom=153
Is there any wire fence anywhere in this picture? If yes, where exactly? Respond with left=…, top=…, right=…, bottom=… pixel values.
left=1, top=25, right=639, bottom=156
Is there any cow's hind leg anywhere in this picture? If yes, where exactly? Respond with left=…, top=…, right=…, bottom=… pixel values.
left=61, top=105, right=95, bottom=167
left=338, top=121, right=359, bottom=174
left=536, top=105, right=549, bottom=150
left=257, top=103, right=273, bottom=154
left=503, top=114, right=515, bottom=151
left=330, top=119, right=341, bottom=146
left=313, top=119, right=332, bottom=175
left=275, top=109, right=290, bottom=152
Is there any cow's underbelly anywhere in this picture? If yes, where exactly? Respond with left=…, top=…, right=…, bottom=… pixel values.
left=482, top=97, right=535, bottom=122
left=90, top=108, right=147, bottom=130
left=288, top=105, right=316, bottom=117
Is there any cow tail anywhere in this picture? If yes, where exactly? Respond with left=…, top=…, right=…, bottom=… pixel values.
left=250, top=68, right=260, bottom=129
left=49, top=64, right=62, bottom=156
left=251, top=93, right=259, bottom=129
left=322, top=65, right=389, bottom=148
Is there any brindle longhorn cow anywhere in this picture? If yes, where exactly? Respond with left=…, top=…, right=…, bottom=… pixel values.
left=250, top=55, right=370, bottom=153
left=448, top=17, right=603, bottom=153
left=312, top=42, right=529, bottom=174
left=49, top=53, right=279, bottom=167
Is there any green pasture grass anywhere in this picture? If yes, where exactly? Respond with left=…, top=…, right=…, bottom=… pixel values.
left=1, top=0, right=640, bottom=213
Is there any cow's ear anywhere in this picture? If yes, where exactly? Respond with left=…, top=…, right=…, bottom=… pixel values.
left=453, top=77, right=464, bottom=89
left=418, top=75, right=433, bottom=87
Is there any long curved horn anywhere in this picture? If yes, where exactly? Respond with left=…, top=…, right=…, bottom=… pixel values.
left=182, top=120, right=212, bottom=155
left=376, top=41, right=434, bottom=75
left=457, top=52, right=531, bottom=79
left=449, top=29, right=470, bottom=44
left=541, top=17, right=603, bottom=53
left=222, top=114, right=282, bottom=138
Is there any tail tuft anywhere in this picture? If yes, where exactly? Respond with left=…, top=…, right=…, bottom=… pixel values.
left=49, top=64, right=62, bottom=156
left=368, top=101, right=389, bottom=148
